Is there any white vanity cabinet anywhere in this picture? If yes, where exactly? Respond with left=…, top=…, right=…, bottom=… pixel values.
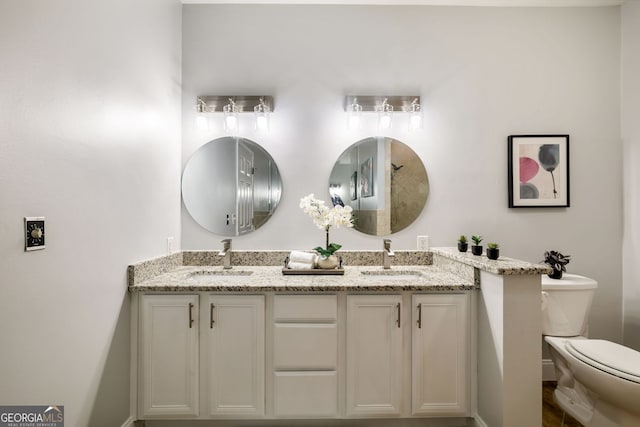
left=346, top=294, right=403, bottom=417
left=203, top=294, right=265, bottom=417
left=135, top=290, right=470, bottom=421
left=139, top=294, right=199, bottom=418
left=412, top=293, right=470, bottom=416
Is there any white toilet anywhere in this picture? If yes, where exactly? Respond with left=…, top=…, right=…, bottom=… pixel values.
left=542, top=274, right=640, bottom=427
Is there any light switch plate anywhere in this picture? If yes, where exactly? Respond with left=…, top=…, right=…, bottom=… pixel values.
left=25, top=216, right=45, bottom=251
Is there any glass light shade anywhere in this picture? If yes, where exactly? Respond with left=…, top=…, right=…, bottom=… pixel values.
left=223, top=103, right=239, bottom=132
left=347, top=102, right=363, bottom=130
left=254, top=104, right=270, bottom=131
left=408, top=102, right=423, bottom=131
left=377, top=102, right=393, bottom=130
left=196, top=114, right=209, bottom=131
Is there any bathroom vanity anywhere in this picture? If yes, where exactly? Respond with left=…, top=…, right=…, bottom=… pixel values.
left=128, top=248, right=549, bottom=427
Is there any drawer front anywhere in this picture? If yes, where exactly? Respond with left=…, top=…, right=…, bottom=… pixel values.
left=273, top=324, right=337, bottom=369
left=273, top=371, right=338, bottom=417
left=273, top=294, right=337, bottom=322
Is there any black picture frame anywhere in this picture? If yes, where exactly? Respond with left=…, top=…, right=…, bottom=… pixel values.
left=508, top=134, right=570, bottom=208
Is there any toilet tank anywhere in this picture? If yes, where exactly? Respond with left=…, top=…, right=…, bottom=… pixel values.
left=541, top=273, right=598, bottom=337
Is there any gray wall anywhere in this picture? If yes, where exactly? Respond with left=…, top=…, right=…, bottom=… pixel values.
left=182, top=5, right=623, bottom=343
left=622, top=1, right=640, bottom=351
left=0, top=1, right=182, bottom=426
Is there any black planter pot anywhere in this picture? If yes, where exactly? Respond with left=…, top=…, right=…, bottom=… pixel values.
left=458, top=242, right=468, bottom=252
left=471, top=245, right=483, bottom=256
left=486, top=248, right=499, bottom=260
left=548, top=268, right=563, bottom=280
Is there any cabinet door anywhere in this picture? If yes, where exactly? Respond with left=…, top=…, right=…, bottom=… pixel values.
left=139, top=294, right=199, bottom=418
left=412, top=293, right=469, bottom=416
left=203, top=295, right=265, bottom=417
left=346, top=294, right=403, bottom=417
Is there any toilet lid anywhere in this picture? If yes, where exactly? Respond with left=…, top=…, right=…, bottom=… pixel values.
left=567, top=339, right=640, bottom=384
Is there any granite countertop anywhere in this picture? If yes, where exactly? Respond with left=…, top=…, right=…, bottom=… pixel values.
left=129, top=265, right=474, bottom=293
left=431, top=247, right=552, bottom=275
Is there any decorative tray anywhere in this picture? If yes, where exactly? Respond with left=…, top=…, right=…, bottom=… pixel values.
left=281, top=268, right=345, bottom=276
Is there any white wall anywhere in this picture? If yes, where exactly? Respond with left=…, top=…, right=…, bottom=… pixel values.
left=0, top=1, right=182, bottom=426
left=622, top=1, right=640, bottom=351
left=182, top=5, right=622, bottom=342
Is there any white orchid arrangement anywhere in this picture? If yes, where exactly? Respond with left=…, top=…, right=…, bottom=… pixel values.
left=299, top=194, right=354, bottom=258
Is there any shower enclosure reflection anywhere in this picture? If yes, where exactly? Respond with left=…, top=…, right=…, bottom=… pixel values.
left=329, top=137, right=428, bottom=236
left=182, top=137, right=283, bottom=236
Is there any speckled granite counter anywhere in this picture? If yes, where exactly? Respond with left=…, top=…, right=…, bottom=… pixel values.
left=129, top=265, right=474, bottom=292
left=128, top=248, right=549, bottom=293
left=431, top=247, right=551, bottom=276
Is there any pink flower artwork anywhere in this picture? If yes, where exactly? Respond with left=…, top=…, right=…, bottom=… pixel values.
left=519, top=156, right=539, bottom=183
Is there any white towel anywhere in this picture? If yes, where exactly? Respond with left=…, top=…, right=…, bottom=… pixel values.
left=288, top=261, right=315, bottom=270
left=289, top=251, right=317, bottom=264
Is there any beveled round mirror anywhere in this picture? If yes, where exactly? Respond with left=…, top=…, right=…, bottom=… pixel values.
left=182, top=136, right=283, bottom=236
left=329, top=136, right=428, bottom=236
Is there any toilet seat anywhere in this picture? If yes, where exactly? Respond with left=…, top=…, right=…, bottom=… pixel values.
left=566, top=339, right=640, bottom=384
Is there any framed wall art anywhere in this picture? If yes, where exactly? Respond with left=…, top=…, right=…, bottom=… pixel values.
left=508, top=134, right=570, bottom=208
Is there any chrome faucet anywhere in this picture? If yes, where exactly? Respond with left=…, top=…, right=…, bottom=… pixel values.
left=383, top=239, right=394, bottom=269
left=219, top=239, right=232, bottom=269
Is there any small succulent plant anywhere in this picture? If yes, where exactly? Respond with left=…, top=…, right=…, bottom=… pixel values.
left=487, top=242, right=499, bottom=249
left=542, top=250, right=571, bottom=272
left=471, top=235, right=483, bottom=245
left=458, top=235, right=467, bottom=244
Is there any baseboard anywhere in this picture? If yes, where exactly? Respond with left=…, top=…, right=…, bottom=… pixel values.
left=543, top=358, right=556, bottom=381
left=473, top=414, right=489, bottom=427
left=120, top=415, right=136, bottom=427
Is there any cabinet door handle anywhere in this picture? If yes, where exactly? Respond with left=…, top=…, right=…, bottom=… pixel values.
left=188, top=303, right=194, bottom=328
left=417, top=303, right=422, bottom=329
left=210, top=303, right=215, bottom=328
left=396, top=302, right=401, bottom=328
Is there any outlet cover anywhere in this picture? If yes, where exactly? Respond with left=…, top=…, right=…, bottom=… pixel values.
left=417, top=235, right=430, bottom=251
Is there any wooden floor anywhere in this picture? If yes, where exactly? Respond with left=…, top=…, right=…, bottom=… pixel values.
left=543, top=381, right=583, bottom=427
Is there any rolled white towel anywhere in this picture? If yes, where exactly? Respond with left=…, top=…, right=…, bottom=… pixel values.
left=289, top=251, right=317, bottom=264
left=288, top=261, right=315, bottom=270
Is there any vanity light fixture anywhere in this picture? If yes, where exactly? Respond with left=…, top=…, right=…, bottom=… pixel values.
left=343, top=95, right=421, bottom=131
left=195, top=95, right=274, bottom=133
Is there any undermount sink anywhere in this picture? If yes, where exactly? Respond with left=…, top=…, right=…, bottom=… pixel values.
left=360, top=270, right=424, bottom=280
left=187, top=270, right=253, bottom=282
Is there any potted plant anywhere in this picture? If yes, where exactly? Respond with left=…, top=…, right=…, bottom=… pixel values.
left=541, top=250, right=571, bottom=279
left=471, top=235, right=483, bottom=256
left=486, top=243, right=500, bottom=260
left=300, top=194, right=354, bottom=269
left=457, top=235, right=468, bottom=252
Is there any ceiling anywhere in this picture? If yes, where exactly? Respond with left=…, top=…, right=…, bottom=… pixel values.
left=182, top=0, right=625, bottom=6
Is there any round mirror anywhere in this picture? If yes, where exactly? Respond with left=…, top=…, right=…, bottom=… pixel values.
left=329, top=137, right=428, bottom=236
left=182, top=137, right=283, bottom=235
